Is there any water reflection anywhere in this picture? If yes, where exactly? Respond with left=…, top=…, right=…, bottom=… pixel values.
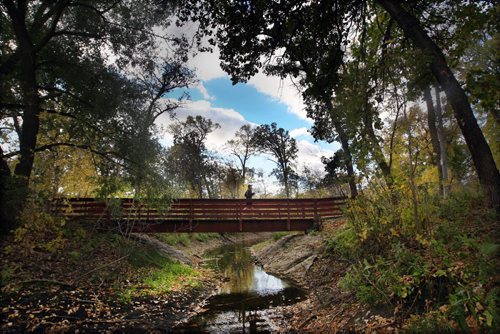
left=206, top=244, right=288, bottom=295
left=174, top=242, right=305, bottom=333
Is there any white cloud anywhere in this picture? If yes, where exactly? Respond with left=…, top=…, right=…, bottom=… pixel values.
left=289, top=127, right=310, bottom=138
left=248, top=71, right=309, bottom=123
left=163, top=19, right=308, bottom=122
left=156, top=99, right=252, bottom=152
left=189, top=48, right=227, bottom=81
left=195, top=82, right=215, bottom=100
left=187, top=42, right=309, bottom=123
left=295, top=140, right=335, bottom=175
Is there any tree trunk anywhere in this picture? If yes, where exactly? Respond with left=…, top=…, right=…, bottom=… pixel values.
left=4, top=2, right=42, bottom=226
left=334, top=119, right=358, bottom=198
left=403, top=108, right=421, bottom=231
left=283, top=169, right=290, bottom=198
left=0, top=151, right=13, bottom=236
left=377, top=0, right=500, bottom=211
left=363, top=111, right=393, bottom=188
left=326, top=101, right=358, bottom=198
left=435, top=85, right=449, bottom=198
left=424, top=87, right=444, bottom=196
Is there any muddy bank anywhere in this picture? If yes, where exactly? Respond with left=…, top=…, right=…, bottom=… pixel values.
left=252, top=226, right=386, bottom=333
left=134, top=232, right=274, bottom=266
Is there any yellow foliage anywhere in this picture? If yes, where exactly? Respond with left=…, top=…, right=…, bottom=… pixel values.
left=14, top=199, right=67, bottom=255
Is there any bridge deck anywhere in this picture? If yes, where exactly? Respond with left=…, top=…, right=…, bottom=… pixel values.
left=50, top=197, right=347, bottom=233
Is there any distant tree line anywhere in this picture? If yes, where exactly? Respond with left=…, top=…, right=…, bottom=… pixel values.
left=165, top=117, right=342, bottom=199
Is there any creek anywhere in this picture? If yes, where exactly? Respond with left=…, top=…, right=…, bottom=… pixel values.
left=173, top=241, right=306, bottom=333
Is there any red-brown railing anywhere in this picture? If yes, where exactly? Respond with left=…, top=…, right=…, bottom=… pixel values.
left=50, top=197, right=347, bottom=233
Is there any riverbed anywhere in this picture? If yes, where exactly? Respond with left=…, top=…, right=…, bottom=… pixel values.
left=174, top=242, right=306, bottom=333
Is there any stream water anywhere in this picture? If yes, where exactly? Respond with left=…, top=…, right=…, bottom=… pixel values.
left=173, top=242, right=306, bottom=333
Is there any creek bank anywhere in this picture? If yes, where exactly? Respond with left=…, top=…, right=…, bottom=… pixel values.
left=251, top=222, right=393, bottom=333
left=135, top=232, right=273, bottom=266
left=2, top=228, right=270, bottom=332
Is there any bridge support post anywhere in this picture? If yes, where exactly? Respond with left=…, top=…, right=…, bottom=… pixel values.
left=239, top=200, right=243, bottom=232
left=287, top=199, right=290, bottom=231
left=189, top=199, right=193, bottom=232
left=313, top=199, right=320, bottom=231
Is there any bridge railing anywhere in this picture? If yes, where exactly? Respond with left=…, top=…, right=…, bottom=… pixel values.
left=50, top=197, right=346, bottom=221
left=49, top=197, right=347, bottom=232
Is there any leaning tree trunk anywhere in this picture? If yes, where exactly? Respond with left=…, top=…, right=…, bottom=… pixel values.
left=363, top=110, right=393, bottom=188
left=424, top=87, right=444, bottom=196
left=377, top=0, right=500, bottom=211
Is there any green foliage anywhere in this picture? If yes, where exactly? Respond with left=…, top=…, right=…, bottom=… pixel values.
left=155, top=233, right=191, bottom=247
left=0, top=264, right=16, bottom=286
left=193, top=233, right=220, bottom=242
left=253, top=123, right=298, bottom=197
left=332, top=186, right=499, bottom=332
left=272, top=232, right=289, bottom=241
left=166, top=115, right=221, bottom=198
left=326, top=226, right=360, bottom=259
left=155, top=233, right=220, bottom=246
left=13, top=198, right=67, bottom=255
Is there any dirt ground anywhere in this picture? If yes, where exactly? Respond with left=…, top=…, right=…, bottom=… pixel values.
left=0, top=231, right=274, bottom=333
left=252, top=220, right=397, bottom=333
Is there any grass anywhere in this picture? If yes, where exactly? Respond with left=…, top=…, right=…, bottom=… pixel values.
left=6, top=199, right=221, bottom=305
left=114, top=234, right=201, bottom=297
left=272, top=232, right=290, bottom=241
left=143, top=263, right=200, bottom=293
left=154, top=232, right=220, bottom=246
left=251, top=239, right=273, bottom=253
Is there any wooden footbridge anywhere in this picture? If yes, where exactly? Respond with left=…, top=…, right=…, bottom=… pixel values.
left=51, top=197, right=346, bottom=233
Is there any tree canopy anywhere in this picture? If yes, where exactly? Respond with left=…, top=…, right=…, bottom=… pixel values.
left=178, top=0, right=499, bottom=210
left=0, top=1, right=195, bottom=231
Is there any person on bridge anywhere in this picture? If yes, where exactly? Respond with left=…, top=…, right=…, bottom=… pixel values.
left=244, top=184, right=255, bottom=205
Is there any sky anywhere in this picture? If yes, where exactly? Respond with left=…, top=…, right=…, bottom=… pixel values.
left=156, top=43, right=341, bottom=195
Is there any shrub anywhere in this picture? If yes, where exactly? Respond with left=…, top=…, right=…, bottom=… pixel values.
left=332, top=185, right=499, bottom=332
left=13, top=198, right=67, bottom=255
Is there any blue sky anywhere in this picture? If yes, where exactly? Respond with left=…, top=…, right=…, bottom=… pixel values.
left=201, top=78, right=305, bottom=130
left=158, top=47, right=340, bottom=194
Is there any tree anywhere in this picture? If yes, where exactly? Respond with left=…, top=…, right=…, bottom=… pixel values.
left=424, top=86, right=444, bottom=196
left=167, top=115, right=220, bottom=198
left=226, top=124, right=257, bottom=191
left=0, top=0, right=194, bottom=231
left=179, top=0, right=500, bottom=210
left=253, top=123, right=298, bottom=197
left=375, top=0, right=499, bottom=209
left=299, top=165, right=323, bottom=197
